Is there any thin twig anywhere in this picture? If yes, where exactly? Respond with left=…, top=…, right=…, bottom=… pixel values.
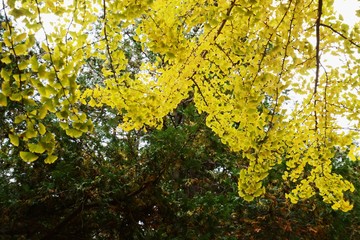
left=320, top=23, right=360, bottom=49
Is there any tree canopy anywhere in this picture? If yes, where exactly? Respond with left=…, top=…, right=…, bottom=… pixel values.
left=1, top=0, right=360, bottom=213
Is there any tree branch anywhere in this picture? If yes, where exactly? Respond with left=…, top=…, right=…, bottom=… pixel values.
left=214, top=0, right=237, bottom=41
left=320, top=23, right=360, bottom=49
left=40, top=200, right=86, bottom=240
left=314, top=0, right=322, bottom=134
left=314, top=0, right=322, bottom=95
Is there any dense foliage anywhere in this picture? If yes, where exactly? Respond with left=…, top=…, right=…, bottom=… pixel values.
left=1, top=0, right=360, bottom=239
left=1, top=101, right=360, bottom=239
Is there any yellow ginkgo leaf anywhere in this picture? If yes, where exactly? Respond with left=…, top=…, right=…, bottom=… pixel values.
left=20, top=151, right=38, bottom=162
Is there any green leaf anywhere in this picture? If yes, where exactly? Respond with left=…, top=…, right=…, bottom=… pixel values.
left=56, top=110, right=68, bottom=120
left=1, top=80, right=11, bottom=95
left=9, top=8, right=25, bottom=18
left=38, top=105, right=48, bottom=119
left=253, top=187, right=264, bottom=197
left=73, top=121, right=89, bottom=132
left=9, top=93, right=22, bottom=101
left=243, top=195, right=254, bottom=202
left=9, top=133, right=19, bottom=146
left=13, top=44, right=27, bottom=56
left=38, top=123, right=46, bottom=135
left=15, top=115, right=26, bottom=124
left=18, top=61, right=28, bottom=71
left=3, top=38, right=11, bottom=47
left=44, top=155, right=58, bottom=164
left=1, top=56, right=12, bottom=64
left=20, top=151, right=38, bottom=162
left=38, top=65, right=47, bottom=78
left=44, top=99, right=56, bottom=112
left=25, top=129, right=38, bottom=139
left=59, top=122, right=69, bottom=130
left=30, top=55, right=39, bottom=72
left=0, top=93, right=7, bottom=106
left=28, top=143, right=46, bottom=153
left=14, top=33, right=27, bottom=43
left=65, top=128, right=83, bottom=138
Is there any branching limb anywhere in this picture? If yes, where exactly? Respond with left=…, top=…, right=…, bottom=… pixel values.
left=320, top=23, right=360, bottom=49
left=314, top=0, right=322, bottom=134
left=314, top=0, right=322, bottom=95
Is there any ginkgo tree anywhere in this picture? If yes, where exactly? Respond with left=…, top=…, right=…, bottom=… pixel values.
left=0, top=0, right=359, bottom=211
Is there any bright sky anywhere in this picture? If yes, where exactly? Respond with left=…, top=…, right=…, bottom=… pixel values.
left=334, top=0, right=359, bottom=27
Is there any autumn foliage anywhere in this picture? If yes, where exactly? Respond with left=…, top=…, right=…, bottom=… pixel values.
left=1, top=0, right=360, bottom=212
